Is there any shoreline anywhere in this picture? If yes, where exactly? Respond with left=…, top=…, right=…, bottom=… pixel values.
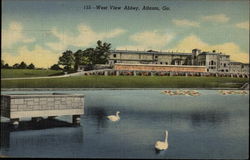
left=1, top=87, right=246, bottom=91
left=2, top=76, right=248, bottom=89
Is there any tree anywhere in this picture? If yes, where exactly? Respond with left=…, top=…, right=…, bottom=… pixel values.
left=4, top=63, right=10, bottom=69
left=57, top=40, right=111, bottom=71
left=82, top=40, right=111, bottom=66
left=50, top=64, right=62, bottom=70
left=74, top=49, right=92, bottom=71
left=19, top=61, right=27, bottom=69
left=58, top=50, right=75, bottom=71
left=27, top=63, right=35, bottom=69
left=81, top=48, right=96, bottom=70
left=93, top=40, right=111, bottom=64
left=13, top=63, right=20, bottom=69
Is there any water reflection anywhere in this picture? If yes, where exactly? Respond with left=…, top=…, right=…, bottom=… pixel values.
left=190, top=111, right=229, bottom=127
left=0, top=119, right=84, bottom=150
left=87, top=106, right=109, bottom=129
left=123, top=110, right=229, bottom=127
left=155, top=148, right=167, bottom=155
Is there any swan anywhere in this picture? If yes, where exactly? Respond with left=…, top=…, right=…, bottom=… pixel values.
left=155, top=130, right=169, bottom=151
left=107, top=111, right=120, bottom=122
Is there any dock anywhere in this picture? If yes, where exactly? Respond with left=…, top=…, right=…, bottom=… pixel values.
left=1, top=93, right=84, bottom=126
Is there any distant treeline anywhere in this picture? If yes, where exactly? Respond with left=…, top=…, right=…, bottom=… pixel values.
left=1, top=60, right=36, bottom=69
left=1, top=40, right=111, bottom=71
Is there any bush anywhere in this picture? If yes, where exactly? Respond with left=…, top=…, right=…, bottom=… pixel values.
left=50, top=64, right=62, bottom=70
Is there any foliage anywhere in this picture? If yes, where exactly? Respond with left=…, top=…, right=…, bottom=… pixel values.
left=92, top=40, right=111, bottom=64
left=1, top=60, right=11, bottom=69
left=27, top=63, right=35, bottom=69
left=74, top=49, right=92, bottom=70
left=1, top=60, right=36, bottom=69
left=50, top=64, right=62, bottom=70
left=19, top=61, right=27, bottom=69
left=58, top=50, right=75, bottom=71
left=13, top=63, right=20, bottom=69
left=58, top=40, right=111, bottom=71
left=3, top=63, right=10, bottom=69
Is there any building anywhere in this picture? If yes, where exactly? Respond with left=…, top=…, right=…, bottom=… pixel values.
left=196, top=50, right=230, bottom=73
left=108, top=49, right=248, bottom=74
left=229, top=62, right=249, bottom=73
left=78, top=48, right=249, bottom=74
left=108, top=50, right=194, bottom=65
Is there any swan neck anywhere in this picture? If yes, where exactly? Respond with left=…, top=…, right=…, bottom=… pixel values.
left=164, top=133, right=168, bottom=143
left=116, top=112, right=119, bottom=116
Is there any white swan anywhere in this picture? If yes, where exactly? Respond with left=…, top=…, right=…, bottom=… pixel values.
left=107, top=111, right=120, bottom=122
left=155, top=130, right=169, bottom=151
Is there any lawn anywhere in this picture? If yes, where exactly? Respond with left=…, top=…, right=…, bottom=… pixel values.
left=1, top=69, right=64, bottom=78
left=1, top=76, right=248, bottom=88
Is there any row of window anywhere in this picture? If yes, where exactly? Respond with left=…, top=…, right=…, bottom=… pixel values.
left=209, top=61, right=216, bottom=65
left=113, top=54, right=159, bottom=59
left=198, top=62, right=206, bottom=65
left=209, top=66, right=216, bottom=69
left=156, top=62, right=168, bottom=65
left=220, top=63, right=228, bottom=67
left=112, top=60, right=172, bottom=65
left=220, top=69, right=229, bottom=72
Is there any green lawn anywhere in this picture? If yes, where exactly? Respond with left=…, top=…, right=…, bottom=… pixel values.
left=1, top=69, right=64, bottom=78
left=1, top=76, right=248, bottom=88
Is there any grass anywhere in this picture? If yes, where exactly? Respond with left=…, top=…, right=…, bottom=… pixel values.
left=1, top=76, right=248, bottom=88
left=1, top=69, right=64, bottom=78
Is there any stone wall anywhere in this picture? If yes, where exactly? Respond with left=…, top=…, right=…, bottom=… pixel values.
left=114, top=63, right=207, bottom=72
left=1, top=94, right=84, bottom=119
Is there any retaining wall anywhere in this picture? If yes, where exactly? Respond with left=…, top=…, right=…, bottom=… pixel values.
left=114, top=63, right=207, bottom=72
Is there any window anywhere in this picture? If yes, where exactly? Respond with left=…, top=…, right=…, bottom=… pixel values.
left=165, top=62, right=168, bottom=65
left=155, top=55, right=158, bottom=58
left=224, top=63, right=226, bottom=67
left=113, top=54, right=116, bottom=58
left=226, top=69, right=228, bottom=72
left=160, top=62, right=162, bottom=64
left=210, top=60, right=216, bottom=65
left=114, top=60, right=117, bottom=63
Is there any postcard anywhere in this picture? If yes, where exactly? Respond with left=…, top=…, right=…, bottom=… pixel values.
left=1, top=0, right=249, bottom=159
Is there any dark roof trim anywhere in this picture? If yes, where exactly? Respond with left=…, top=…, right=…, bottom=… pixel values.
left=110, top=50, right=193, bottom=56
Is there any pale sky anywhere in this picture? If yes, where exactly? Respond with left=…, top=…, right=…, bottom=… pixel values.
left=2, top=0, right=249, bottom=68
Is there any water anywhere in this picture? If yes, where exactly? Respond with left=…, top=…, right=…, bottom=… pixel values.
left=0, top=89, right=249, bottom=159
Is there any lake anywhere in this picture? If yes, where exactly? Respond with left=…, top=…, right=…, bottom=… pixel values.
left=0, top=89, right=249, bottom=159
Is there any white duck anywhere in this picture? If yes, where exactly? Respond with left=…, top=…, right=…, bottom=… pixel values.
left=155, top=130, right=169, bottom=151
left=107, top=111, right=120, bottom=122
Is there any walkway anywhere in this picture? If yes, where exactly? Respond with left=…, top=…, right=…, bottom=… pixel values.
left=1, top=75, right=70, bottom=80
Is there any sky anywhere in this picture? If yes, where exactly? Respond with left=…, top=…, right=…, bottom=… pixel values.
left=2, top=0, right=249, bottom=68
